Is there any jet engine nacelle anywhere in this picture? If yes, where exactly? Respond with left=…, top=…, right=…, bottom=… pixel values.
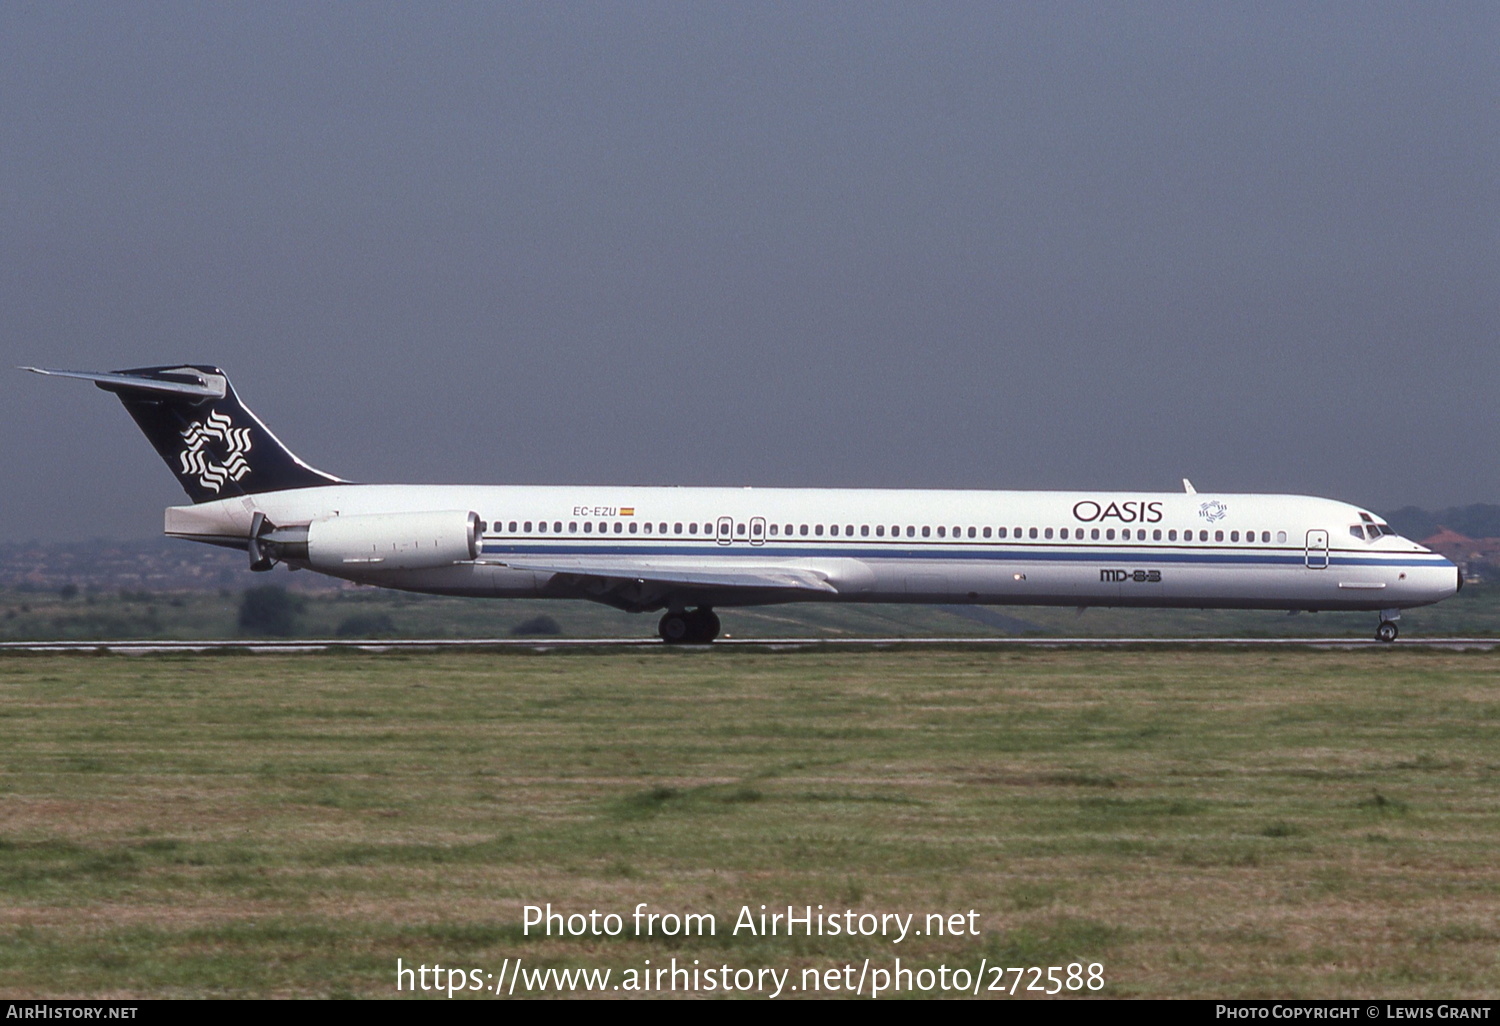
left=304, top=510, right=480, bottom=572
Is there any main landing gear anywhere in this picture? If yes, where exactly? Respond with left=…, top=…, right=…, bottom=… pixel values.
left=1375, top=608, right=1400, bottom=643
left=658, top=607, right=721, bottom=644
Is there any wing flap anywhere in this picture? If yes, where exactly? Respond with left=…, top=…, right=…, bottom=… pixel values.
left=489, top=558, right=839, bottom=594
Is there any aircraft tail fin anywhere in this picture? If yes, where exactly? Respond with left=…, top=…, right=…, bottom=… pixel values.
left=24, top=365, right=343, bottom=503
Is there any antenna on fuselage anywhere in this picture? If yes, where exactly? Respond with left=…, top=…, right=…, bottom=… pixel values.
left=1182, top=478, right=1197, bottom=494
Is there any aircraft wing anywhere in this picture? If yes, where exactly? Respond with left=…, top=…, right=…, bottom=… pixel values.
left=487, top=557, right=840, bottom=594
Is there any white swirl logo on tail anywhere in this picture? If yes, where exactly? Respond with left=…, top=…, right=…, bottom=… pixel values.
left=179, top=410, right=253, bottom=492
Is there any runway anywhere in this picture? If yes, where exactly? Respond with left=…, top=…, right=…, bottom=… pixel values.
left=2, top=637, right=1497, bottom=654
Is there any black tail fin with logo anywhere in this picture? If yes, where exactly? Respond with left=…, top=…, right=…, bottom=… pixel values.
left=25, top=365, right=343, bottom=503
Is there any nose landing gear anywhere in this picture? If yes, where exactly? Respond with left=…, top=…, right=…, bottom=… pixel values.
left=658, top=607, right=721, bottom=644
left=1375, top=608, right=1400, bottom=643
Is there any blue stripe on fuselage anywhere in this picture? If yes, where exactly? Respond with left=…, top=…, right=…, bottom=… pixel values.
left=478, top=542, right=1449, bottom=569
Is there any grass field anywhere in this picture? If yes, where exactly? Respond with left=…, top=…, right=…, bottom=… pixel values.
left=1, top=647, right=1498, bottom=999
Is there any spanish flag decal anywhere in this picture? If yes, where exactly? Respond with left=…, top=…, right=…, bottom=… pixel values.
left=620, top=507, right=635, bottom=516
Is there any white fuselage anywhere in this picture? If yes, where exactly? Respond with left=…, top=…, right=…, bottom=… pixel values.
left=165, top=484, right=1459, bottom=614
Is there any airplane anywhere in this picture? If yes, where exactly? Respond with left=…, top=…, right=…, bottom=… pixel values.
left=26, top=364, right=1460, bottom=644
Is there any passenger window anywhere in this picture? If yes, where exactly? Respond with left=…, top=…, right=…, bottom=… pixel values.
left=1028, top=527, right=1038, bottom=539
left=583, top=522, right=593, bottom=533
left=1090, top=528, right=1100, bottom=540
left=861, top=525, right=870, bottom=537
left=1106, top=528, right=1116, bottom=541
left=569, top=522, right=578, bottom=533
left=876, top=525, right=885, bottom=537
left=1214, top=530, right=1223, bottom=542
left=629, top=522, right=638, bottom=534
left=1262, top=531, right=1271, bottom=542
left=937, top=526, right=946, bottom=538
left=815, top=525, right=824, bottom=536
left=736, top=523, right=746, bottom=537
left=521, top=521, right=530, bottom=532
left=847, top=525, right=854, bottom=536
left=673, top=523, right=682, bottom=534
left=612, top=522, right=621, bottom=534
left=537, top=521, right=546, bottom=533
left=905, top=526, right=914, bottom=537
left=643, top=522, right=652, bottom=534
left=983, top=527, right=991, bottom=538
left=688, top=523, right=697, bottom=535
left=1121, top=529, right=1131, bottom=540
left=1059, top=528, right=1068, bottom=540
left=1043, top=527, right=1053, bottom=539
left=1276, top=531, right=1286, bottom=542
left=1230, top=530, right=1239, bottom=542
left=1168, top=529, right=1177, bottom=541
left=922, top=526, right=931, bottom=538
left=769, top=524, right=778, bottom=536
left=1153, top=529, right=1162, bottom=541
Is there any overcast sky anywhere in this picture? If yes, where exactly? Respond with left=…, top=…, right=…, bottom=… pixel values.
left=2, top=2, right=1496, bottom=542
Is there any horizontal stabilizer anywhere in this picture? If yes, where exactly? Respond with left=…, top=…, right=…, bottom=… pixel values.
left=22, top=366, right=226, bottom=399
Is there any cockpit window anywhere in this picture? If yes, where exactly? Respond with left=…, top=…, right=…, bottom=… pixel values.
left=1349, top=525, right=1365, bottom=540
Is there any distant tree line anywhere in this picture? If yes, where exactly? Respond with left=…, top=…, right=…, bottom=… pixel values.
left=1380, top=504, right=1500, bottom=541
left=238, top=585, right=304, bottom=637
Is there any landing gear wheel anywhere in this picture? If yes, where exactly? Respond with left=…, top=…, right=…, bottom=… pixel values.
left=686, top=608, right=721, bottom=643
left=1376, top=621, right=1399, bottom=643
left=659, top=608, right=720, bottom=644
left=658, top=612, right=691, bottom=644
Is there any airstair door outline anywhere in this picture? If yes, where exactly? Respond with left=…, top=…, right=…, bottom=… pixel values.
left=1305, top=529, right=1329, bottom=569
